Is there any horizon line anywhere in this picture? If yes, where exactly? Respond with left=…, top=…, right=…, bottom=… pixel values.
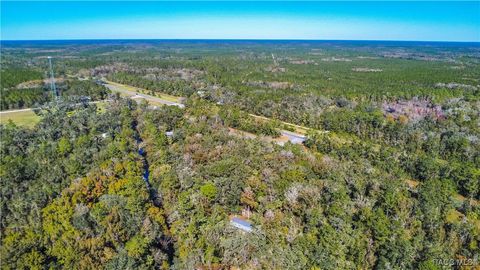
left=2, top=38, right=479, bottom=43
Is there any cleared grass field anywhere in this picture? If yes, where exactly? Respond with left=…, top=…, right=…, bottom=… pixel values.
left=0, top=110, right=40, bottom=127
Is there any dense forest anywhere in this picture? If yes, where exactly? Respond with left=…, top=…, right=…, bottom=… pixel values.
left=1, top=40, right=479, bottom=269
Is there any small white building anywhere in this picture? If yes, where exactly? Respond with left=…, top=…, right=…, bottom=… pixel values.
left=230, top=216, right=253, bottom=232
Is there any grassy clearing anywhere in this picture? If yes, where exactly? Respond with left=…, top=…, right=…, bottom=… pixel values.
left=249, top=113, right=311, bottom=135
left=0, top=110, right=40, bottom=127
left=106, top=80, right=181, bottom=103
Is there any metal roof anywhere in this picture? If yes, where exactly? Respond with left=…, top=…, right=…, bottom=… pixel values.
left=231, top=217, right=252, bottom=227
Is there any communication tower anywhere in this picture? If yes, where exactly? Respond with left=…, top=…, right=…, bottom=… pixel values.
left=47, top=56, right=57, bottom=99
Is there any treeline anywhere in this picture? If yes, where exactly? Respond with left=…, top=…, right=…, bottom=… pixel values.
left=109, top=72, right=197, bottom=97
left=0, top=68, right=48, bottom=110
left=0, top=88, right=49, bottom=110
left=60, top=79, right=110, bottom=100
left=1, top=68, right=43, bottom=89
left=0, top=79, right=110, bottom=110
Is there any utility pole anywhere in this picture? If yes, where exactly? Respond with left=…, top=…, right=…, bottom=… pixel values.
left=47, top=56, right=57, bottom=99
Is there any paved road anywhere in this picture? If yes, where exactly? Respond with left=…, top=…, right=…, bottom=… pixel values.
left=0, top=108, right=35, bottom=114
left=104, top=83, right=185, bottom=108
left=0, top=100, right=108, bottom=114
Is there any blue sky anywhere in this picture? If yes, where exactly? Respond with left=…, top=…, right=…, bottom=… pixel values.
left=1, top=1, right=479, bottom=41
